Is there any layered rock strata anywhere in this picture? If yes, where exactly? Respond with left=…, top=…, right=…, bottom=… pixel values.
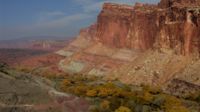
left=95, top=0, right=200, bottom=55
left=56, top=0, right=200, bottom=86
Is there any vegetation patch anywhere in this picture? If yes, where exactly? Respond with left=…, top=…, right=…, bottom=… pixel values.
left=58, top=75, right=199, bottom=112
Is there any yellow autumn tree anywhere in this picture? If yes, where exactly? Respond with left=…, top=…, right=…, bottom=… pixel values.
left=164, top=95, right=189, bottom=112
left=86, top=89, right=97, bottom=97
left=115, top=106, right=132, bottom=112
left=60, top=79, right=71, bottom=92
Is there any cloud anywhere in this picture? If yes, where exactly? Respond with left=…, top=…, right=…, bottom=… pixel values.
left=34, top=13, right=93, bottom=29
left=0, top=12, right=94, bottom=39
left=73, top=0, right=94, bottom=4
left=37, top=11, right=66, bottom=23
left=45, top=11, right=65, bottom=17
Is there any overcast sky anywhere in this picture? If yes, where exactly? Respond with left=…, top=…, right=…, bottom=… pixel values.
left=0, top=0, right=160, bottom=40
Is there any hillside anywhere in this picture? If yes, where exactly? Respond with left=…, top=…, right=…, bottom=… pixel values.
left=0, top=63, right=199, bottom=112
left=55, top=0, right=200, bottom=88
left=0, top=63, right=89, bottom=112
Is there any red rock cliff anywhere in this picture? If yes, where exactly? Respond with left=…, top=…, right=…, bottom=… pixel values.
left=155, top=1, right=200, bottom=55
left=83, top=0, right=200, bottom=55
left=96, top=3, right=133, bottom=48
left=158, top=0, right=200, bottom=8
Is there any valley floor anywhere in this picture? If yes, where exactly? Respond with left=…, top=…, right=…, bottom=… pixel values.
left=0, top=64, right=199, bottom=112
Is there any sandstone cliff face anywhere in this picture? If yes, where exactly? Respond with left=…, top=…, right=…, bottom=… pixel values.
left=96, top=3, right=133, bottom=48
left=79, top=24, right=97, bottom=40
left=96, top=3, right=158, bottom=50
left=94, top=0, right=200, bottom=55
left=156, top=6, right=200, bottom=55
left=158, top=0, right=200, bottom=8
left=128, top=4, right=158, bottom=50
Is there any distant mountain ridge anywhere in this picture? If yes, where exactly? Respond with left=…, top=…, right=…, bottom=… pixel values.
left=0, top=36, right=74, bottom=50
left=15, top=36, right=73, bottom=41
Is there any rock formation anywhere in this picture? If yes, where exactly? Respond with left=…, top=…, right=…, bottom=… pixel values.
left=158, top=0, right=200, bottom=8
left=96, top=3, right=133, bottom=48
left=56, top=0, right=200, bottom=86
left=94, top=0, right=200, bottom=55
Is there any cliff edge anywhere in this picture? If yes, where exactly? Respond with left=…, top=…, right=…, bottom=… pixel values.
left=95, top=0, right=200, bottom=55
left=56, top=0, right=200, bottom=86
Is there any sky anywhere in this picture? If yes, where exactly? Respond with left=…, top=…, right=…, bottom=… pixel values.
left=0, top=0, right=159, bottom=40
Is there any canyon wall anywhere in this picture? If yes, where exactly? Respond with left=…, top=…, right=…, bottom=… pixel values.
left=156, top=0, right=200, bottom=55
left=158, top=0, right=200, bottom=8
left=57, top=0, right=200, bottom=85
left=128, top=4, right=158, bottom=50
left=93, top=0, right=200, bottom=55
left=96, top=3, right=133, bottom=48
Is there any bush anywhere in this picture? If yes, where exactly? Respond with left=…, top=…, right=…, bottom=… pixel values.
left=98, top=87, right=113, bottom=97
left=152, top=94, right=165, bottom=107
left=115, top=106, right=132, bottom=112
left=73, top=84, right=88, bottom=96
left=163, top=95, right=189, bottom=112
left=100, top=100, right=110, bottom=110
left=195, top=94, right=200, bottom=103
left=15, top=66, right=32, bottom=73
left=60, top=79, right=71, bottom=91
left=86, top=89, right=98, bottom=97
left=165, top=106, right=189, bottom=112
left=142, top=91, right=154, bottom=103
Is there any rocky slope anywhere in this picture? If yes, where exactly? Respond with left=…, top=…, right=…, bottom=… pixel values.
left=56, top=0, right=200, bottom=89
left=0, top=63, right=89, bottom=112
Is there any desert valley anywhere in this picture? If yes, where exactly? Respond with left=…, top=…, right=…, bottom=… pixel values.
left=0, top=0, right=200, bottom=112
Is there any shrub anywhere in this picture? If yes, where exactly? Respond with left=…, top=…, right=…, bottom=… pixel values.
left=89, top=106, right=100, bottom=112
left=62, top=79, right=71, bottom=86
left=184, top=92, right=200, bottom=103
left=195, top=94, right=200, bottom=103
left=163, top=95, right=189, bottom=112
left=108, top=98, right=122, bottom=110
left=115, top=106, right=132, bottom=112
left=143, top=85, right=161, bottom=94
left=152, top=94, right=165, bottom=107
left=142, top=91, right=154, bottom=102
left=60, top=79, right=71, bottom=91
left=165, top=106, right=189, bottom=112
left=86, top=89, right=98, bottom=97
left=100, top=100, right=110, bottom=110
left=15, top=66, right=32, bottom=73
left=98, top=87, right=112, bottom=97
left=73, top=84, right=89, bottom=96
